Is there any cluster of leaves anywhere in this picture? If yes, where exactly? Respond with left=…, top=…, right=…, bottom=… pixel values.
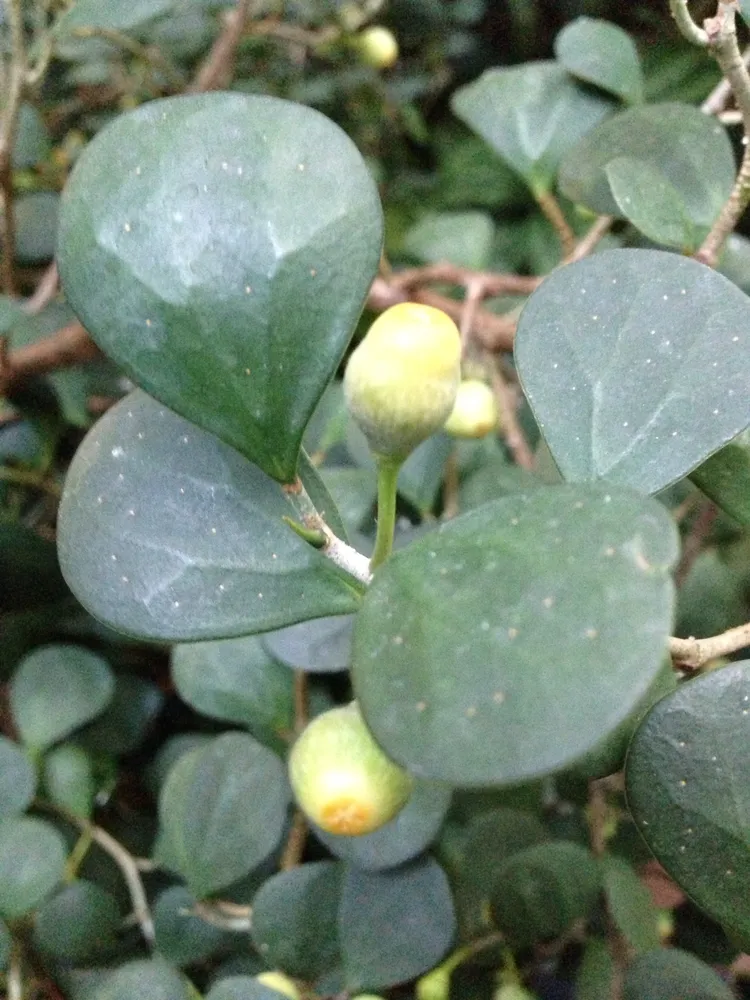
left=4, top=2, right=750, bottom=1000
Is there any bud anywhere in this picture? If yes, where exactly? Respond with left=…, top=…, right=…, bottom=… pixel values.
left=289, top=702, right=413, bottom=836
left=344, top=303, right=461, bottom=463
left=356, top=26, right=399, bottom=69
left=256, top=972, right=301, bottom=1000
left=444, top=379, right=498, bottom=438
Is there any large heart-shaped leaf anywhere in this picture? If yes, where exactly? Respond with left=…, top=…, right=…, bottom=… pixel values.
left=515, top=249, right=750, bottom=494
left=57, top=92, right=383, bottom=483
left=451, top=62, right=614, bottom=194
left=554, top=17, right=644, bottom=104
left=352, top=482, right=677, bottom=786
left=558, top=103, right=734, bottom=237
left=57, top=391, right=363, bottom=642
left=626, top=662, right=750, bottom=939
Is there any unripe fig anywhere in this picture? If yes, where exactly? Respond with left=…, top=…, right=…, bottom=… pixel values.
left=256, top=972, right=301, bottom=1000
left=356, top=26, right=399, bottom=69
left=344, top=303, right=461, bottom=463
left=444, top=379, right=498, bottom=439
left=495, top=986, right=537, bottom=1000
left=288, top=702, right=413, bottom=836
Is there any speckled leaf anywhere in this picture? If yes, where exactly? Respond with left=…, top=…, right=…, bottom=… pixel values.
left=339, top=856, right=456, bottom=991
left=172, top=636, right=294, bottom=741
left=515, top=249, right=750, bottom=495
left=559, top=103, right=734, bottom=229
left=313, top=780, right=452, bottom=871
left=57, top=390, right=362, bottom=642
left=352, top=483, right=677, bottom=786
left=251, top=862, right=342, bottom=980
left=262, top=615, right=354, bottom=673
left=625, top=661, right=750, bottom=939
left=690, top=430, right=750, bottom=526
left=554, top=17, right=644, bottom=103
left=622, top=949, right=734, bottom=1000
left=57, top=93, right=383, bottom=483
left=451, top=62, right=614, bottom=194
left=156, top=732, right=289, bottom=898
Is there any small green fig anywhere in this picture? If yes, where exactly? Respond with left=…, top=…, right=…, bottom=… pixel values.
left=444, top=379, right=498, bottom=438
left=255, top=972, right=301, bottom=1000
left=356, top=26, right=399, bottom=68
left=344, top=303, right=461, bottom=463
left=288, top=702, right=413, bottom=836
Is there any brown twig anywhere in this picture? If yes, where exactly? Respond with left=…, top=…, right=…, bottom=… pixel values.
left=188, top=0, right=253, bottom=93
left=670, top=620, right=750, bottom=670
left=673, top=499, right=718, bottom=588
left=534, top=190, right=576, bottom=259
left=488, top=355, right=535, bottom=471
left=389, top=263, right=541, bottom=297
left=0, top=320, right=102, bottom=395
left=442, top=448, right=460, bottom=520
left=191, top=899, right=252, bottom=931
left=280, top=671, right=309, bottom=871
left=0, top=466, right=61, bottom=498
left=23, top=261, right=59, bottom=315
left=564, top=215, right=615, bottom=265
left=0, top=0, right=28, bottom=296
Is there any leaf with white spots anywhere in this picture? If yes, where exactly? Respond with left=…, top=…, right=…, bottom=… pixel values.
left=515, top=249, right=750, bottom=494
left=625, top=661, right=750, bottom=939
left=352, top=482, right=677, bottom=786
left=57, top=390, right=363, bottom=642
left=57, top=93, right=383, bottom=483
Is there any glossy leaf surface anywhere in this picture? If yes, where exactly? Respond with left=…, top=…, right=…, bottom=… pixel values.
left=353, top=483, right=677, bottom=785
left=58, top=391, right=362, bottom=642
left=626, top=662, right=750, bottom=938
left=58, top=93, right=383, bottom=482
left=515, top=249, right=750, bottom=494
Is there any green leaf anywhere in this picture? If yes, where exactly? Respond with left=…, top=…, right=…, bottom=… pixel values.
left=625, top=661, right=750, bottom=939
left=403, top=212, right=495, bottom=270
left=575, top=938, right=614, bottom=1000
left=56, top=0, right=175, bottom=33
left=11, top=644, right=114, bottom=750
left=14, top=192, right=59, bottom=263
left=0, top=817, right=67, bottom=919
left=451, top=62, right=614, bottom=194
left=172, top=636, right=294, bottom=740
left=34, top=881, right=121, bottom=961
left=514, top=249, right=750, bottom=495
left=58, top=390, right=362, bottom=642
left=251, top=862, right=342, bottom=980
left=339, top=856, right=456, bottom=991
left=156, top=732, right=290, bottom=898
left=13, top=104, right=52, bottom=169
left=0, top=918, right=9, bottom=971
left=690, top=430, right=750, bottom=526
left=206, top=981, right=283, bottom=1000
left=78, top=673, right=165, bottom=755
left=0, top=521, right=68, bottom=612
left=57, top=93, right=383, bottom=483
left=490, top=842, right=601, bottom=947
left=319, top=467, right=376, bottom=536
left=559, top=103, right=734, bottom=232
left=601, top=855, right=660, bottom=954
left=313, top=780, right=452, bottom=871
left=554, top=17, right=644, bottom=104
left=352, top=482, right=677, bottom=785
left=605, top=158, right=696, bottom=251
left=262, top=616, right=354, bottom=674
left=154, top=885, right=233, bottom=967
left=43, top=743, right=96, bottom=819
left=0, top=736, right=36, bottom=817
left=622, top=949, right=734, bottom=1000
left=91, top=959, right=193, bottom=1000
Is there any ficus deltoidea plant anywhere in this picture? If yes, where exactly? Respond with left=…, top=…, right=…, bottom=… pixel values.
left=5, top=1, right=750, bottom=998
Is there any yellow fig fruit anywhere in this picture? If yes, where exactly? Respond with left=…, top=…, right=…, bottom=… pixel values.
left=443, top=379, right=498, bottom=439
left=356, top=26, right=399, bottom=69
left=344, top=303, right=461, bottom=463
left=288, top=702, right=413, bottom=836
left=256, top=972, right=301, bottom=1000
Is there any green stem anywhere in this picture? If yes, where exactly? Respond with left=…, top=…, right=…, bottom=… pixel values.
left=370, top=457, right=401, bottom=571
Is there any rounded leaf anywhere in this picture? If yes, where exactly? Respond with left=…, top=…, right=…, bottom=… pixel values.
left=58, top=390, right=361, bottom=642
left=251, top=862, right=342, bottom=979
left=554, top=17, right=644, bottom=104
left=339, top=856, right=456, bottom=991
left=262, top=615, right=354, bottom=674
left=0, top=817, right=67, bottom=919
left=622, top=948, right=733, bottom=1000
left=625, top=661, right=750, bottom=938
left=91, top=958, right=193, bottom=1000
left=0, top=736, right=36, bottom=817
left=515, top=249, right=750, bottom=495
left=157, top=732, right=290, bottom=897
left=353, top=483, right=677, bottom=785
left=34, top=880, right=121, bottom=961
left=154, top=885, right=233, bottom=967
left=58, top=93, right=383, bottom=483
left=10, top=645, right=114, bottom=750
left=43, top=743, right=96, bottom=819
left=0, top=918, right=9, bottom=971
left=206, top=980, right=287, bottom=1000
